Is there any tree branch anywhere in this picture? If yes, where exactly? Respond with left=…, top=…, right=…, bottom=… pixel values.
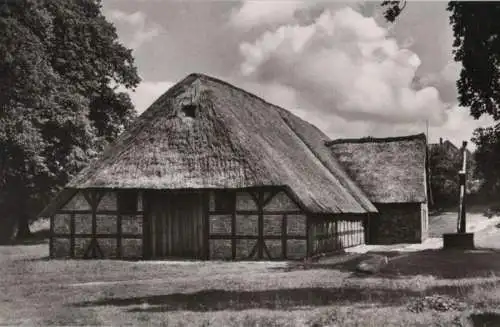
left=381, top=0, right=407, bottom=23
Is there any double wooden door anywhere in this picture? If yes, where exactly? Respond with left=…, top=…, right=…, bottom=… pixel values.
left=145, top=191, right=204, bottom=259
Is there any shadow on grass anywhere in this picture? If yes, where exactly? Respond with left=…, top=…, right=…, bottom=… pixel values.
left=75, top=282, right=484, bottom=313
left=75, top=287, right=419, bottom=312
left=469, top=312, right=500, bottom=327
left=279, top=249, right=500, bottom=280
left=375, top=248, right=500, bottom=279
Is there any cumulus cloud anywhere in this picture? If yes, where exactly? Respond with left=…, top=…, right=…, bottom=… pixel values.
left=229, top=1, right=311, bottom=30
left=428, top=106, right=494, bottom=148
left=238, top=7, right=448, bottom=125
left=128, top=81, right=174, bottom=113
left=106, top=10, right=163, bottom=50
left=243, top=79, right=490, bottom=148
left=417, top=60, right=461, bottom=103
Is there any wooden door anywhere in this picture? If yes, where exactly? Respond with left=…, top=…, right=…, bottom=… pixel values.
left=146, top=191, right=204, bottom=259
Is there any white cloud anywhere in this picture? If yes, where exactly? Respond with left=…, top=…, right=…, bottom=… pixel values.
left=229, top=1, right=311, bottom=29
left=128, top=81, right=174, bottom=113
left=418, top=60, right=461, bottom=103
left=240, top=79, right=491, bottom=149
left=245, top=79, right=492, bottom=149
left=428, top=106, right=494, bottom=149
left=106, top=10, right=163, bottom=49
left=239, top=7, right=448, bottom=125
left=227, top=4, right=496, bottom=150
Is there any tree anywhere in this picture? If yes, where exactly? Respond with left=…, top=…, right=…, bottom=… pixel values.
left=471, top=125, right=500, bottom=196
left=0, top=0, right=140, bottom=241
left=428, top=144, right=477, bottom=208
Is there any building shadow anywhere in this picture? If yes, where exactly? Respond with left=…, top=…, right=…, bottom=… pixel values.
left=469, top=312, right=500, bottom=327
left=374, top=248, right=500, bottom=279
left=274, top=248, right=500, bottom=280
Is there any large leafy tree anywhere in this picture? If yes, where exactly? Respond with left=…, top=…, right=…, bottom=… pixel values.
left=428, top=144, right=477, bottom=208
left=0, top=0, right=140, bottom=241
left=382, top=1, right=500, bottom=196
left=472, top=126, right=500, bottom=195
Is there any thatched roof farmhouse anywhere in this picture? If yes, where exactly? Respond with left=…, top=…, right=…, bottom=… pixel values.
left=42, top=73, right=428, bottom=260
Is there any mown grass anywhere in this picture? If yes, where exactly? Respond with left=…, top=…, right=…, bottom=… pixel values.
left=4, top=243, right=500, bottom=326
left=2, top=214, right=500, bottom=326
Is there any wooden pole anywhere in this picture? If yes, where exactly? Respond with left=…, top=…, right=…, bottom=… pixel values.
left=457, top=141, right=468, bottom=233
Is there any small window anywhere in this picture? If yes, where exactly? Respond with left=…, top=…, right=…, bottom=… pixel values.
left=214, top=191, right=235, bottom=212
left=181, top=104, right=197, bottom=118
left=117, top=190, right=138, bottom=213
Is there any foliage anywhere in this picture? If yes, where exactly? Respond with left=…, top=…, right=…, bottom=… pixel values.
left=429, top=146, right=460, bottom=207
left=0, top=0, right=140, bottom=238
left=472, top=125, right=500, bottom=195
left=381, top=0, right=407, bottom=22
left=448, top=2, right=500, bottom=120
left=429, top=143, right=476, bottom=208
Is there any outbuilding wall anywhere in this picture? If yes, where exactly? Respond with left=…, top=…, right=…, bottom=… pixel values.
left=370, top=202, right=425, bottom=244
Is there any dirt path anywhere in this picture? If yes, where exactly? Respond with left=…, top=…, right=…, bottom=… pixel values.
left=429, top=211, right=499, bottom=237
left=347, top=213, right=500, bottom=254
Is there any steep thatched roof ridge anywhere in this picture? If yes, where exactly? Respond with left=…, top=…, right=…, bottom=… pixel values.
left=326, top=133, right=427, bottom=146
left=275, top=107, right=376, bottom=213
left=327, top=133, right=427, bottom=203
left=61, top=73, right=376, bottom=214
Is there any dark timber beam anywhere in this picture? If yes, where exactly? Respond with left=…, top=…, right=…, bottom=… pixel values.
left=203, top=191, right=210, bottom=260
left=258, top=191, right=264, bottom=259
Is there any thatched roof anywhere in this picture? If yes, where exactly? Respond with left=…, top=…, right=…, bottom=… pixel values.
left=326, top=134, right=428, bottom=203
left=49, top=73, right=377, bottom=214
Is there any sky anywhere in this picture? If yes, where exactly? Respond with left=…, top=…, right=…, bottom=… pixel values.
left=102, top=0, right=494, bottom=148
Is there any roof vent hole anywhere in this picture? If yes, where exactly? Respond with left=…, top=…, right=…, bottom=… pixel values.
left=181, top=104, right=197, bottom=118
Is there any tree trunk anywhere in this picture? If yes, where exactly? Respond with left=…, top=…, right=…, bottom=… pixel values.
left=16, top=213, right=32, bottom=239
left=0, top=215, right=18, bottom=244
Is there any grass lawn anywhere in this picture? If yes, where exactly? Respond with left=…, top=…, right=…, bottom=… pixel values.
left=2, top=216, right=500, bottom=326
left=3, top=244, right=500, bottom=326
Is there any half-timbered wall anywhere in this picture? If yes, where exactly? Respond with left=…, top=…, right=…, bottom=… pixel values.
left=310, top=217, right=366, bottom=255
left=208, top=189, right=308, bottom=260
left=50, top=190, right=143, bottom=259
left=51, top=188, right=372, bottom=260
